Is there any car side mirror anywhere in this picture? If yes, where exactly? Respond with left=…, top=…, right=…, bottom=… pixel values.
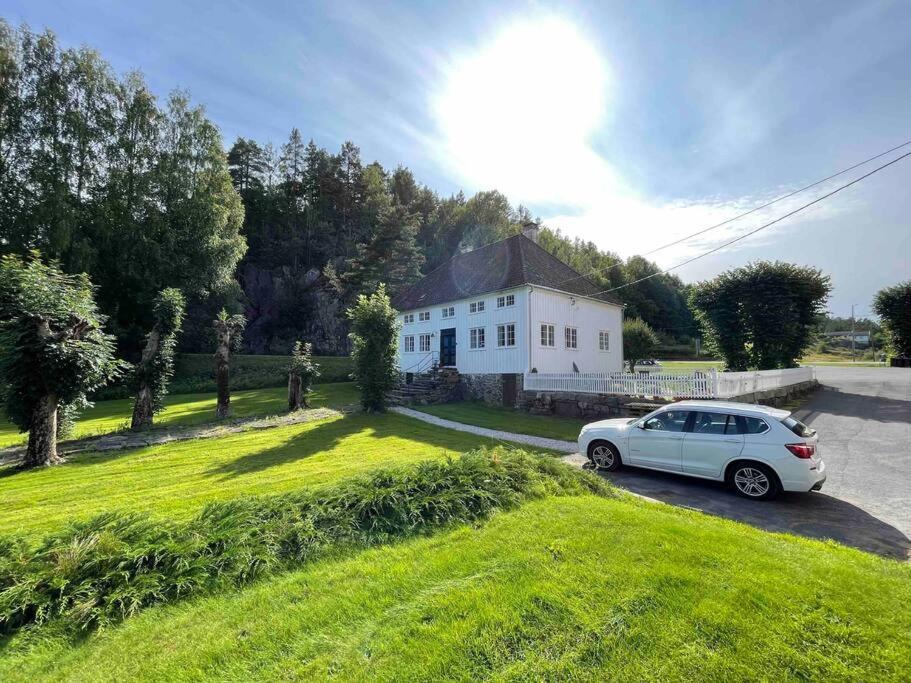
left=637, top=422, right=646, bottom=430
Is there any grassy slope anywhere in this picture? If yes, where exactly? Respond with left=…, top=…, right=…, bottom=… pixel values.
left=0, top=382, right=359, bottom=449
left=0, top=411, right=504, bottom=539
left=413, top=401, right=587, bottom=441
left=5, top=495, right=908, bottom=681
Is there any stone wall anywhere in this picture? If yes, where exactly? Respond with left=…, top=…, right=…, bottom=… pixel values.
left=725, top=379, right=819, bottom=406
left=460, top=373, right=505, bottom=405
left=518, top=390, right=668, bottom=419
left=516, top=379, right=819, bottom=419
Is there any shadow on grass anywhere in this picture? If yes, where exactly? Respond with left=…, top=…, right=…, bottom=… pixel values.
left=206, top=411, right=490, bottom=479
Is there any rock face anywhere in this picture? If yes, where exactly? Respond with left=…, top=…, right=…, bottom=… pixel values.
left=239, top=263, right=349, bottom=355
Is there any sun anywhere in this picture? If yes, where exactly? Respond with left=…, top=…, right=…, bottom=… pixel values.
left=435, top=17, right=610, bottom=204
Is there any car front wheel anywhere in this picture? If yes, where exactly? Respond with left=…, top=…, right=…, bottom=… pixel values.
left=728, top=463, right=780, bottom=501
left=588, top=441, right=621, bottom=471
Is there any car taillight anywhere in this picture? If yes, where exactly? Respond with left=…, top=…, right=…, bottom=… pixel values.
left=785, top=443, right=816, bottom=459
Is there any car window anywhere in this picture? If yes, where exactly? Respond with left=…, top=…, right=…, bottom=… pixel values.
left=692, top=411, right=730, bottom=435
left=643, top=410, right=689, bottom=432
left=728, top=416, right=769, bottom=435
left=782, top=416, right=815, bottom=437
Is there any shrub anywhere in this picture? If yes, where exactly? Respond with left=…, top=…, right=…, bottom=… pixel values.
left=288, top=341, right=320, bottom=410
left=0, top=449, right=611, bottom=635
left=347, top=285, right=399, bottom=412
left=689, top=261, right=831, bottom=370
left=623, top=318, right=659, bottom=372
left=873, top=281, right=911, bottom=359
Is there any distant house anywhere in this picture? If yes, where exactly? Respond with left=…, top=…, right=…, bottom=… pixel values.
left=390, top=224, right=624, bottom=404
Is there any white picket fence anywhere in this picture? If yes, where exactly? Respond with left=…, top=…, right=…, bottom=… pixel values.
left=522, top=367, right=815, bottom=400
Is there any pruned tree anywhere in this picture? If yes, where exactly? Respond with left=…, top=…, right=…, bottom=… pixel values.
left=873, top=281, right=911, bottom=359
left=0, top=253, right=124, bottom=467
left=130, top=288, right=186, bottom=430
left=287, top=341, right=321, bottom=411
left=347, top=284, right=399, bottom=412
left=623, top=318, right=659, bottom=372
left=689, top=261, right=831, bottom=370
left=213, top=309, right=246, bottom=418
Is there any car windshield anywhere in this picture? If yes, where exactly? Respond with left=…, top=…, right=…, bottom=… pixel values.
left=782, top=416, right=816, bottom=438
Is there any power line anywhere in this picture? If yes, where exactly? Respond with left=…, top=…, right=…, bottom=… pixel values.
left=555, top=137, right=911, bottom=288
left=591, top=148, right=911, bottom=296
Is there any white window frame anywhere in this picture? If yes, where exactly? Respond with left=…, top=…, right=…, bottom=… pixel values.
left=419, top=334, right=431, bottom=353
left=540, top=323, right=555, bottom=347
left=497, top=323, right=516, bottom=348
left=599, top=330, right=610, bottom=352
left=496, top=294, right=516, bottom=309
left=403, top=335, right=415, bottom=353
left=403, top=313, right=414, bottom=325
left=418, top=311, right=430, bottom=322
left=441, top=306, right=455, bottom=319
left=565, top=326, right=578, bottom=350
left=469, top=326, right=486, bottom=350
left=469, top=300, right=485, bottom=314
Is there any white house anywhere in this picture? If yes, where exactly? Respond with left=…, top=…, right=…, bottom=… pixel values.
left=391, top=225, right=624, bottom=405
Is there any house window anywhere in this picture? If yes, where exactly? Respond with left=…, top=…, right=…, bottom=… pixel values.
left=469, top=300, right=485, bottom=314
left=540, top=324, right=555, bottom=347
left=403, top=313, right=414, bottom=325
left=419, top=334, right=431, bottom=352
left=599, top=330, right=610, bottom=351
left=470, top=327, right=485, bottom=349
left=565, top=326, right=578, bottom=349
left=441, top=306, right=455, bottom=319
left=403, top=335, right=415, bottom=353
left=497, top=323, right=516, bottom=348
left=496, top=294, right=515, bottom=308
left=418, top=311, right=430, bottom=322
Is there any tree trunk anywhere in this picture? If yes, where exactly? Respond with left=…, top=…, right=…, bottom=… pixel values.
left=288, top=372, right=303, bottom=411
left=24, top=393, right=62, bottom=468
left=215, top=341, right=231, bottom=419
left=131, top=328, right=161, bottom=431
left=131, top=383, right=154, bottom=430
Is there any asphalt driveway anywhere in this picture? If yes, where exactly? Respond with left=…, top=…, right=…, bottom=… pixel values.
left=571, top=366, right=911, bottom=560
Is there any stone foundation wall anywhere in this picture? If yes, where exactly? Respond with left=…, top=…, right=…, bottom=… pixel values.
left=725, top=379, right=819, bottom=406
left=516, top=379, right=819, bottom=418
left=518, top=390, right=668, bottom=419
left=460, top=373, right=505, bottom=405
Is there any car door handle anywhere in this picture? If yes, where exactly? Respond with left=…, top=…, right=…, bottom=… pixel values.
left=723, top=439, right=740, bottom=443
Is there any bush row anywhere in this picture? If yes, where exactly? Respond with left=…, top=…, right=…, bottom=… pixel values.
left=0, top=449, right=611, bottom=635
left=94, top=353, right=353, bottom=400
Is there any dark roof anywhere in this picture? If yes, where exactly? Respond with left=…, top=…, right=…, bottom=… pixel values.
left=391, top=234, right=622, bottom=311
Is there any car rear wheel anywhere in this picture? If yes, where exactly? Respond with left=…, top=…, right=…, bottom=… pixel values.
left=728, top=462, right=780, bottom=501
left=588, top=441, right=621, bottom=471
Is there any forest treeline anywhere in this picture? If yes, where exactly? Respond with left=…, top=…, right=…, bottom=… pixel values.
left=0, top=20, right=695, bottom=357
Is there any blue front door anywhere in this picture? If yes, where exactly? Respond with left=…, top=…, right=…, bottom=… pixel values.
left=440, top=328, right=456, bottom=367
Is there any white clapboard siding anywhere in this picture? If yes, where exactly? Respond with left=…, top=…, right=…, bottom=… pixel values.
left=523, top=367, right=815, bottom=399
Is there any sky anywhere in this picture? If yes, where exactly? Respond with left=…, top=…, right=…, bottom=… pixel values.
left=4, top=0, right=910, bottom=317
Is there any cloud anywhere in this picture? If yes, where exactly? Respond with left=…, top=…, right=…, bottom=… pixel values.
left=430, top=14, right=856, bottom=277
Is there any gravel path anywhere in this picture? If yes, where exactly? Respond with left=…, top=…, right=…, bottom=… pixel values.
left=391, top=406, right=578, bottom=453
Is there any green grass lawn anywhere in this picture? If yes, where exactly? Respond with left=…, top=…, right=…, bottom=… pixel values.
left=656, top=359, right=722, bottom=372
left=4, top=495, right=908, bottom=681
left=0, top=411, right=503, bottom=539
left=412, top=401, right=587, bottom=441
left=0, top=382, right=359, bottom=449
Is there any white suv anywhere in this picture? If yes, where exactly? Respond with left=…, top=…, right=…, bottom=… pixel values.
left=577, top=400, right=825, bottom=500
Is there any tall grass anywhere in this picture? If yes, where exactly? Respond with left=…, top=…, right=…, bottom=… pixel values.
left=0, top=449, right=610, bottom=635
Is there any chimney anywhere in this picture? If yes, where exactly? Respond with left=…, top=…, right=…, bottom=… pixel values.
left=521, top=221, right=540, bottom=244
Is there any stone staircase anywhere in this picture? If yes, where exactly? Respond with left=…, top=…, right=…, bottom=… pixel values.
left=386, top=369, right=460, bottom=406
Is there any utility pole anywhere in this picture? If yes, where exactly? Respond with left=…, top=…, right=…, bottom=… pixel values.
left=851, top=304, right=856, bottom=363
